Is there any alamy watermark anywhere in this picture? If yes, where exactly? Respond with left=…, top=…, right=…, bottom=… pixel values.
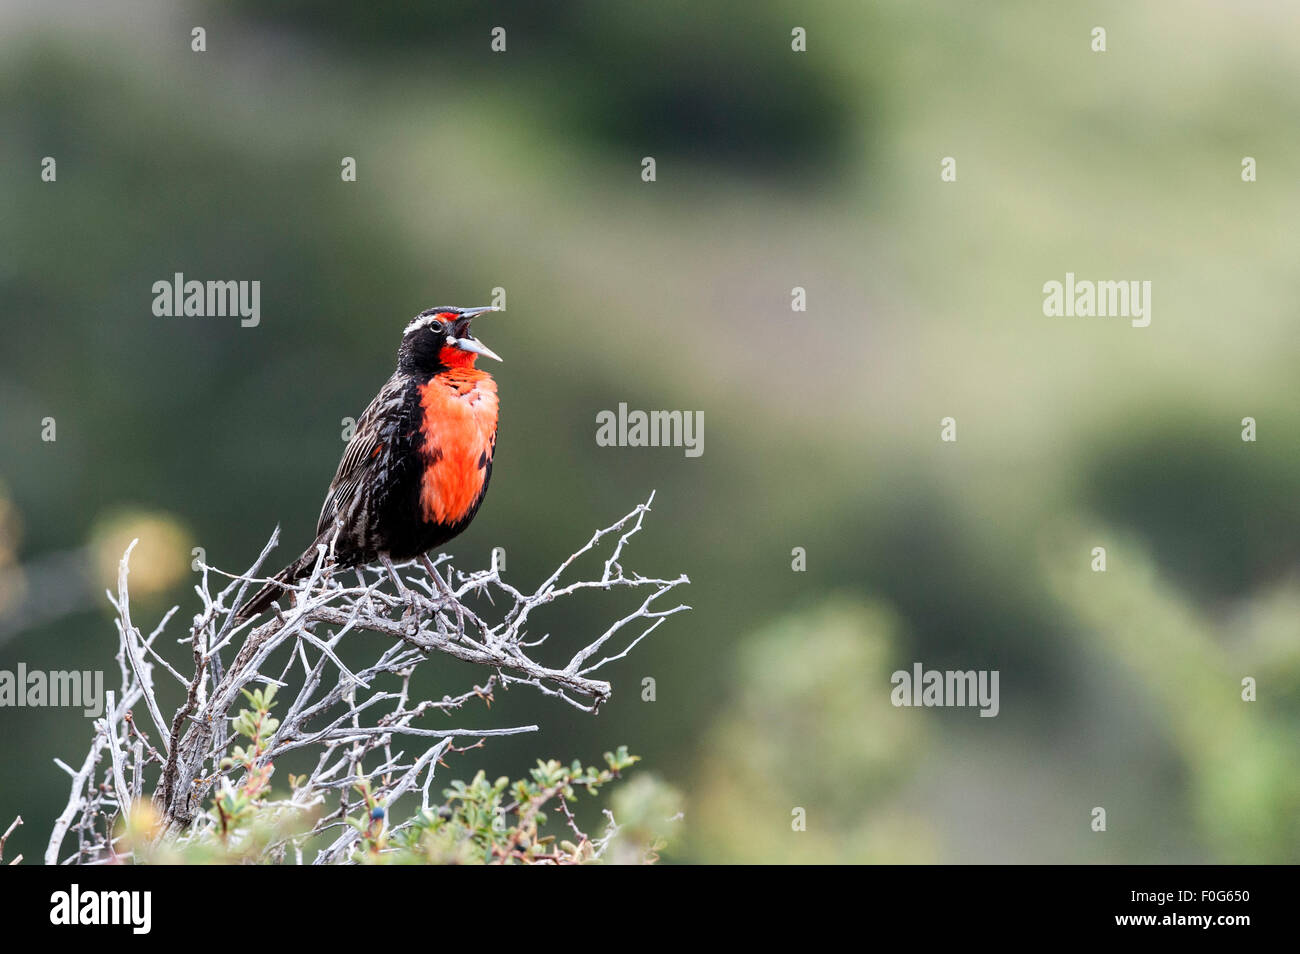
left=50, top=885, right=151, bottom=934
left=0, top=664, right=104, bottom=717
left=151, top=273, right=260, bottom=327
left=595, top=403, right=703, bottom=458
left=890, top=663, right=999, bottom=717
left=1042, top=272, right=1151, bottom=328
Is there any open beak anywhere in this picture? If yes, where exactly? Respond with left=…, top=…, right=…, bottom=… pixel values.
left=447, top=306, right=503, bottom=361
left=449, top=336, right=502, bottom=362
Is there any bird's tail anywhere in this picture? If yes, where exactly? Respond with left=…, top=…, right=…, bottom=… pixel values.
left=232, top=541, right=324, bottom=624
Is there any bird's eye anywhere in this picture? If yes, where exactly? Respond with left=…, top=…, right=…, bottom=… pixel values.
left=428, top=320, right=445, bottom=333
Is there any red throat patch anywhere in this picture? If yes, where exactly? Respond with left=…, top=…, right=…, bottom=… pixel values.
left=438, top=344, right=479, bottom=369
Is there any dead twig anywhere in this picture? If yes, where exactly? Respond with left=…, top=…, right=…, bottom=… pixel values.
left=45, top=494, right=688, bottom=865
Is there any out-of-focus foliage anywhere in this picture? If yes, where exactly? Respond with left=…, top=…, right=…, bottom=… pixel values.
left=90, top=510, right=190, bottom=600
left=121, top=684, right=673, bottom=864
left=1046, top=531, right=1300, bottom=863
left=0, top=483, right=23, bottom=617
left=226, top=0, right=858, bottom=175
left=375, top=747, right=678, bottom=865
left=691, top=600, right=938, bottom=863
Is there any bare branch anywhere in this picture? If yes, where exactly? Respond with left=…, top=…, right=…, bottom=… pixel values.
left=45, top=495, right=687, bottom=865
left=0, top=815, right=21, bottom=865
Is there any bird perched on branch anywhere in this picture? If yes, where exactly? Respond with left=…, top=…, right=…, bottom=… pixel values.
left=234, top=305, right=503, bottom=623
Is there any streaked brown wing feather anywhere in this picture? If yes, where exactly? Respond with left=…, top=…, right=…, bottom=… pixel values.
left=316, top=376, right=403, bottom=536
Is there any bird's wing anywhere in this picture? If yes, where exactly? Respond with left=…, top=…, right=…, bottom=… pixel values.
left=316, top=376, right=406, bottom=537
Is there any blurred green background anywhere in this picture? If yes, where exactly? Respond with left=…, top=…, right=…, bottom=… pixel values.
left=2, top=0, right=1298, bottom=863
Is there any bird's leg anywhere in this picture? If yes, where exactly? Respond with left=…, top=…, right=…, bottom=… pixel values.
left=379, top=554, right=420, bottom=628
left=420, top=553, right=465, bottom=637
left=378, top=553, right=408, bottom=597
left=418, top=553, right=452, bottom=597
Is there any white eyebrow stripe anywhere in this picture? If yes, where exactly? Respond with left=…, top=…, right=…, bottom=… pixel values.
left=403, top=312, right=452, bottom=336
